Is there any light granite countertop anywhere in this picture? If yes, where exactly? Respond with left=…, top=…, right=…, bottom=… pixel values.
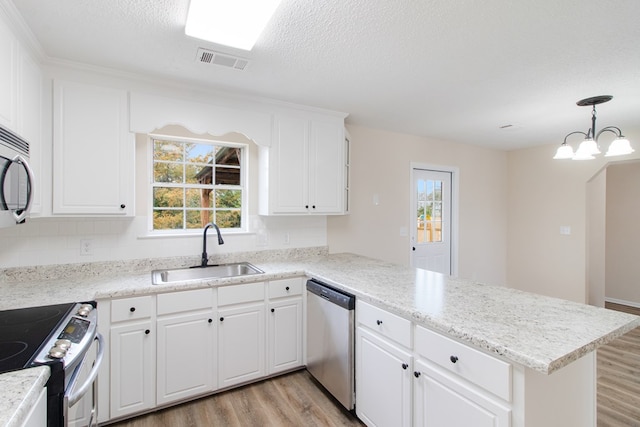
left=0, top=366, right=49, bottom=427
left=1, top=249, right=639, bottom=379
left=2, top=250, right=640, bottom=426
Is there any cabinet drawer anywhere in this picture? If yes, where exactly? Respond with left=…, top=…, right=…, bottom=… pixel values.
left=357, top=300, right=411, bottom=348
left=112, top=296, right=153, bottom=323
left=218, top=282, right=265, bottom=306
left=414, top=326, right=511, bottom=401
left=268, top=278, right=303, bottom=299
left=157, top=288, right=213, bottom=315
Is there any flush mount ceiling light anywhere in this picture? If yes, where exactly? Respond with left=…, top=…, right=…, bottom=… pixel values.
left=185, top=0, right=283, bottom=51
left=554, top=95, right=635, bottom=160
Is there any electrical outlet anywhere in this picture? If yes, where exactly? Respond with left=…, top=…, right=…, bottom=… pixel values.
left=80, top=239, right=93, bottom=256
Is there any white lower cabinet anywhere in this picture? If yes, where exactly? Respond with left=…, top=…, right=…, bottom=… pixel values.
left=21, top=386, right=46, bottom=427
left=268, top=277, right=303, bottom=374
left=109, top=298, right=155, bottom=419
left=156, top=288, right=216, bottom=405
left=356, top=300, right=513, bottom=427
left=356, top=327, right=412, bottom=427
left=100, top=279, right=306, bottom=423
left=414, top=359, right=510, bottom=427
left=218, top=302, right=265, bottom=388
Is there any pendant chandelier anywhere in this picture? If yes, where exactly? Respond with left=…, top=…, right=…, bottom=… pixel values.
left=553, top=95, right=634, bottom=160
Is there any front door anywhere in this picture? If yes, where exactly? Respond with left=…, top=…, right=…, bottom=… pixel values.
left=411, top=169, right=452, bottom=275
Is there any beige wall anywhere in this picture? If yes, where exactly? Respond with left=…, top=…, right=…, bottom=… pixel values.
left=605, top=161, right=640, bottom=305
left=327, top=124, right=508, bottom=286
left=507, top=134, right=640, bottom=303
left=586, top=167, right=606, bottom=307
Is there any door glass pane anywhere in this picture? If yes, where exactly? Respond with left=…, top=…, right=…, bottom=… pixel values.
left=416, top=179, right=443, bottom=243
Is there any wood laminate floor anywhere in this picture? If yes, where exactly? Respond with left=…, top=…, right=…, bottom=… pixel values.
left=598, top=302, right=640, bottom=427
left=109, top=369, right=364, bottom=427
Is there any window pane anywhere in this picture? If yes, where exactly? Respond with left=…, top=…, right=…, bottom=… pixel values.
left=217, top=210, right=241, bottom=228
left=433, top=202, right=442, bottom=221
left=215, top=166, right=241, bottom=185
left=433, top=220, right=442, bottom=242
left=186, top=165, right=212, bottom=185
left=154, top=162, right=183, bottom=183
left=186, top=188, right=212, bottom=208
left=434, top=180, right=442, bottom=201
left=153, top=210, right=183, bottom=229
left=216, top=189, right=241, bottom=208
left=153, top=187, right=183, bottom=208
left=186, top=210, right=213, bottom=229
left=186, top=143, right=214, bottom=164
left=217, top=147, right=240, bottom=166
left=154, top=140, right=183, bottom=162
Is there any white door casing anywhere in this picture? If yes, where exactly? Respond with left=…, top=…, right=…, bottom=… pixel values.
left=411, top=167, right=455, bottom=275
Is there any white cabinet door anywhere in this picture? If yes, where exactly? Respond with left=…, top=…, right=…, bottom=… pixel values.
left=308, top=120, right=344, bottom=213
left=218, top=303, right=265, bottom=388
left=260, top=113, right=346, bottom=215
left=269, top=114, right=308, bottom=213
left=110, top=321, right=155, bottom=418
left=21, top=386, right=47, bottom=427
left=16, top=46, right=42, bottom=214
left=52, top=80, right=133, bottom=216
left=0, top=17, right=16, bottom=130
left=268, top=297, right=302, bottom=374
left=156, top=311, right=215, bottom=405
left=356, top=327, right=412, bottom=427
left=414, top=359, right=511, bottom=427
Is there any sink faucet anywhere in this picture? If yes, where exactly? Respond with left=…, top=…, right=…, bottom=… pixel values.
left=201, top=223, right=224, bottom=267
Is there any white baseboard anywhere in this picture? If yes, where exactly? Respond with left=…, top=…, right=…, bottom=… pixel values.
left=605, top=297, right=640, bottom=309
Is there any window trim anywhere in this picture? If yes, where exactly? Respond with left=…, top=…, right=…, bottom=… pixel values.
left=147, top=133, right=249, bottom=235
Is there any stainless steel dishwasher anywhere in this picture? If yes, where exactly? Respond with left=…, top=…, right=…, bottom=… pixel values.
left=306, top=279, right=356, bottom=410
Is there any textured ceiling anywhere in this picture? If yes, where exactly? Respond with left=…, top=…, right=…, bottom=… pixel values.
left=10, top=0, right=640, bottom=150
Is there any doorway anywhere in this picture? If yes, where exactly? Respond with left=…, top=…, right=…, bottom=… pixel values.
left=410, top=167, right=456, bottom=275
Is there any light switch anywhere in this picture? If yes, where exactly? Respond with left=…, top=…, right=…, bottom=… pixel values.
left=560, top=226, right=571, bottom=235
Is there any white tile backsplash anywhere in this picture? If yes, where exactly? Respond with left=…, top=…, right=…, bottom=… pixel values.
left=0, top=215, right=327, bottom=268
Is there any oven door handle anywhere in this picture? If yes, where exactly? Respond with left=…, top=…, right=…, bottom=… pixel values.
left=66, top=333, right=104, bottom=407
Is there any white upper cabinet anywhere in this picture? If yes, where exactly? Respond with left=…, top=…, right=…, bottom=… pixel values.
left=259, top=112, right=347, bottom=215
left=52, top=80, right=134, bottom=216
left=0, top=17, right=17, bottom=131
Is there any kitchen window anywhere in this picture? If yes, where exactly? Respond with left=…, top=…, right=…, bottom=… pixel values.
left=150, top=136, right=246, bottom=232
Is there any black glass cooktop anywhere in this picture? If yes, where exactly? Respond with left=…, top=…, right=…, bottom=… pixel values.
left=0, top=303, right=75, bottom=373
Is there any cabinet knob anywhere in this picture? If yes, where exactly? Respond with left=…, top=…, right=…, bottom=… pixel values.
left=208, top=318, right=213, bottom=323
left=414, top=371, right=421, bottom=378
left=402, top=363, right=408, bottom=370
left=312, top=205, right=316, bottom=209
left=120, top=204, right=126, bottom=209
left=450, top=355, right=459, bottom=364
left=305, top=205, right=309, bottom=209
left=220, top=317, right=224, bottom=322
left=412, top=247, right=416, bottom=251
left=376, top=320, right=383, bottom=325
left=271, top=308, right=275, bottom=313
left=144, top=329, right=150, bottom=335
left=130, top=307, right=136, bottom=312
left=285, top=286, right=290, bottom=291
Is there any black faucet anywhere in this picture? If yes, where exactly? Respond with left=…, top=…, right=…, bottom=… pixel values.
left=200, top=223, right=224, bottom=267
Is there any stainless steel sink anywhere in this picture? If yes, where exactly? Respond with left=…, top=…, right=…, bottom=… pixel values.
left=151, top=262, right=264, bottom=285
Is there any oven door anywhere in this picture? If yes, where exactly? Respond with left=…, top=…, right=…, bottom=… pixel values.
left=64, top=333, right=104, bottom=427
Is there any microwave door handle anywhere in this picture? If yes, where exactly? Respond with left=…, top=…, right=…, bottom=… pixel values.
left=11, top=155, right=34, bottom=223
left=66, top=333, right=105, bottom=407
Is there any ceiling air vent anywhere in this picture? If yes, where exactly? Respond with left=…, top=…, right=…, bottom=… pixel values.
left=196, top=48, right=249, bottom=71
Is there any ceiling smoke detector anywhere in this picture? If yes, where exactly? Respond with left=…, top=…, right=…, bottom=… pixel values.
left=196, top=48, right=249, bottom=71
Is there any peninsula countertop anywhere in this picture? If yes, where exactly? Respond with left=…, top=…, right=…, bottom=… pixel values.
left=1, top=251, right=638, bottom=376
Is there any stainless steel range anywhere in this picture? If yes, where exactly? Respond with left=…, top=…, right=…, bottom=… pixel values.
left=0, top=302, right=104, bottom=427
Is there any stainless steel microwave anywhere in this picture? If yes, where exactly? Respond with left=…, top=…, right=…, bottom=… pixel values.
left=0, top=124, right=34, bottom=228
